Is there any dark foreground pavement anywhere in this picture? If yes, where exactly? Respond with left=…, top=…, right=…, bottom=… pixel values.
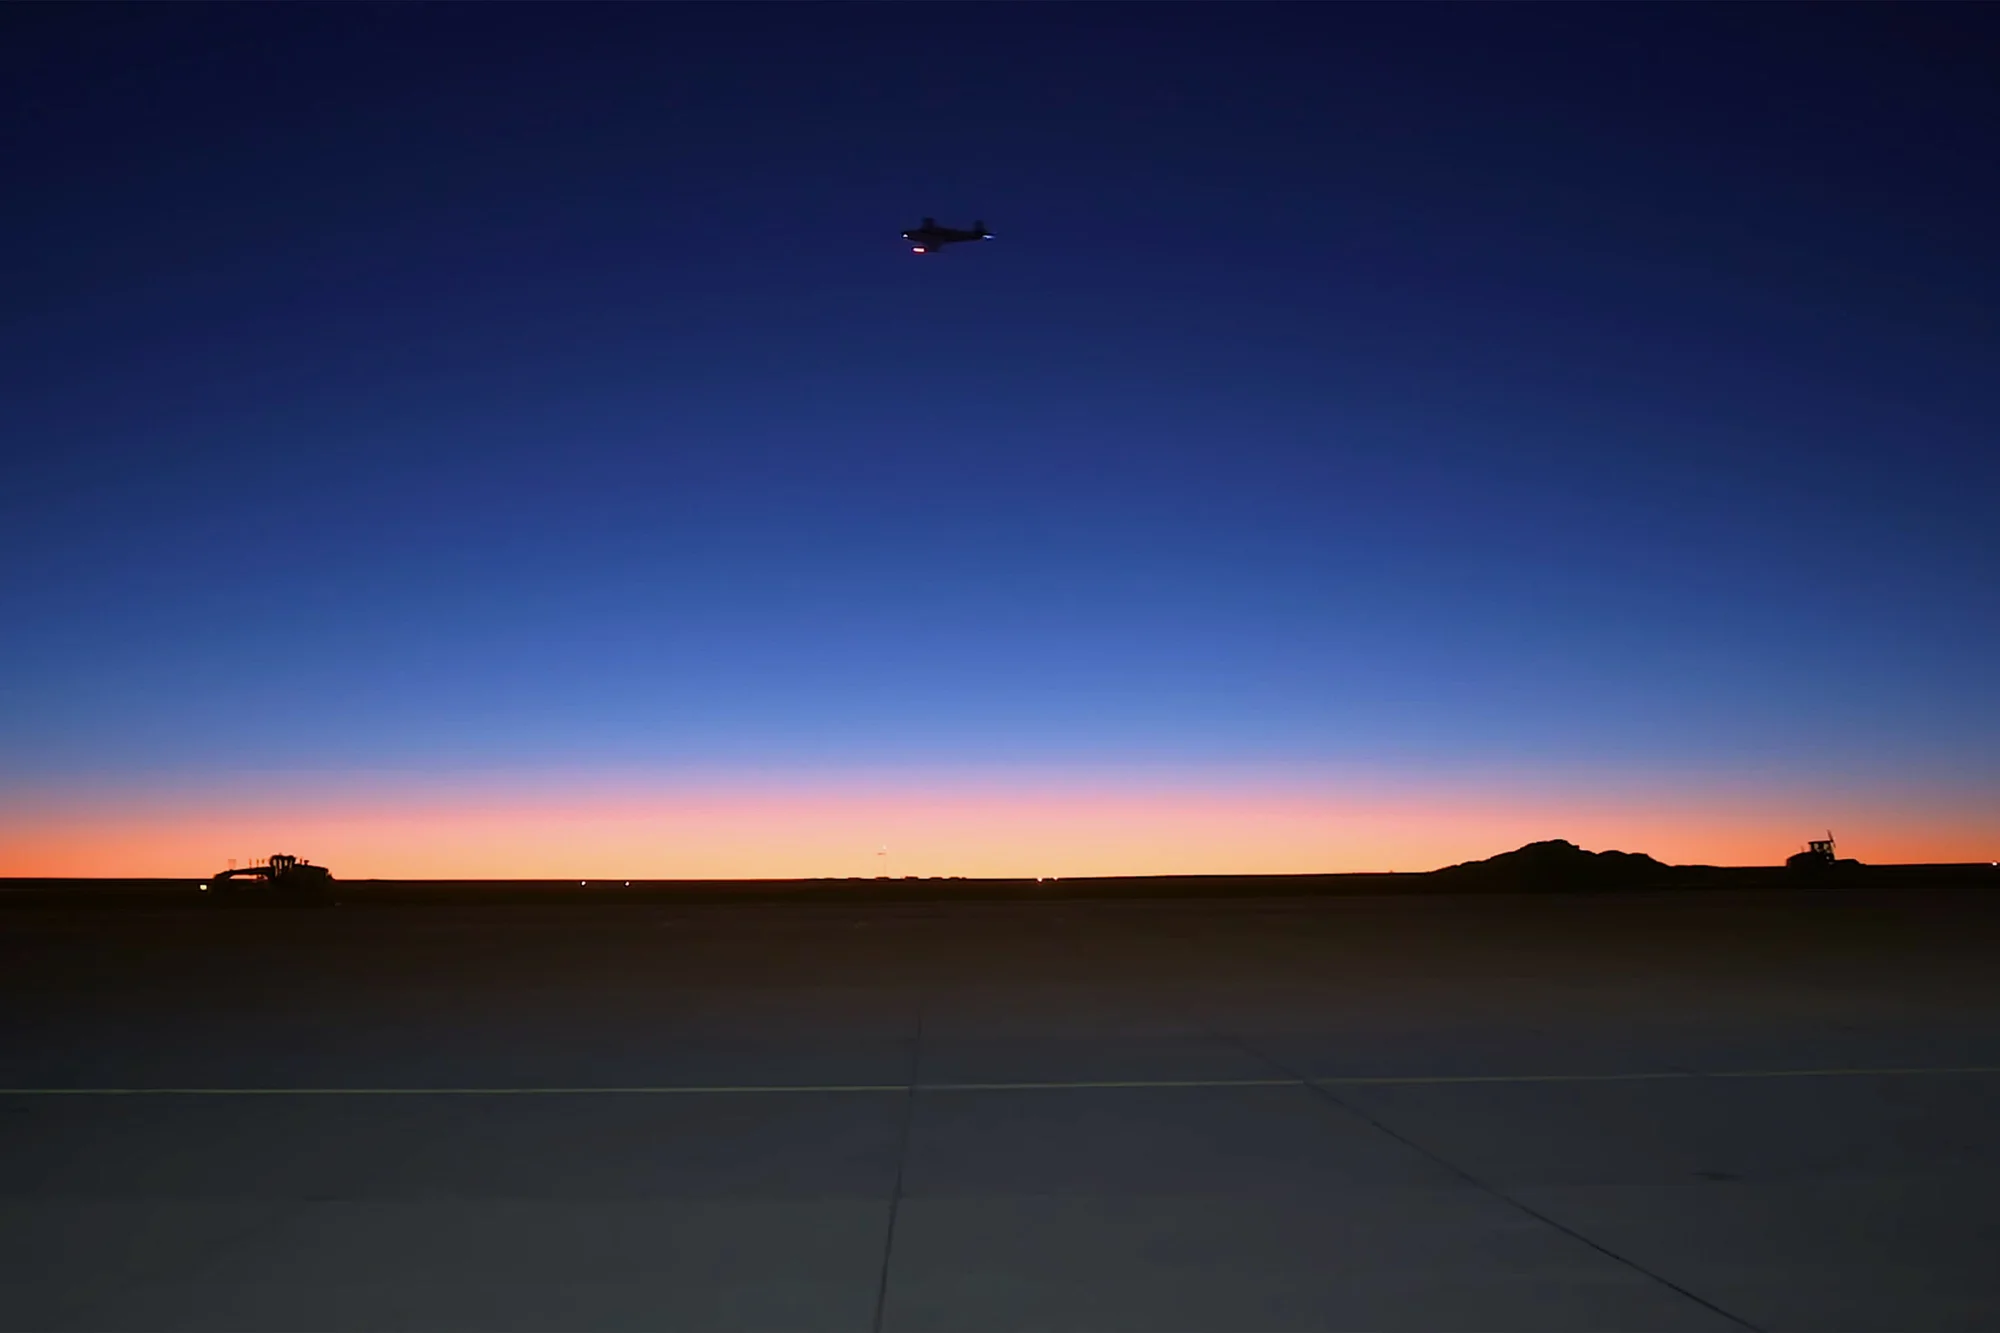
left=4, top=889, right=1999, bottom=1331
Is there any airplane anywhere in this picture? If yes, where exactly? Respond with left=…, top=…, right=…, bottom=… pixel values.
left=902, top=217, right=991, bottom=254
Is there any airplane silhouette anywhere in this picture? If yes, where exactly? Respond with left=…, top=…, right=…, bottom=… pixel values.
left=902, top=217, right=991, bottom=254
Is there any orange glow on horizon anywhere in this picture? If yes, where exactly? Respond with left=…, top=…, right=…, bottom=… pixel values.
left=2, top=769, right=1991, bottom=879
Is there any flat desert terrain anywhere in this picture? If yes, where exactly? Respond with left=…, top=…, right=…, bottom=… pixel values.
left=4, top=887, right=1999, bottom=1330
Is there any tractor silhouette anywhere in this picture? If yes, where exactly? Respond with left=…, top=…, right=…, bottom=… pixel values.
left=203, top=854, right=335, bottom=905
left=1786, top=833, right=1862, bottom=877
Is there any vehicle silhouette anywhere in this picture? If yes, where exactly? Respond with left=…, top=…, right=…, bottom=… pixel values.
left=203, top=854, right=335, bottom=905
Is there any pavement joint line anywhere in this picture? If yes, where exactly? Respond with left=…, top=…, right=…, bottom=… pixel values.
left=1317, top=1071, right=1693, bottom=1086
left=1701, top=1065, right=2000, bottom=1079
left=1229, top=1036, right=1766, bottom=1333
left=4, top=1066, right=2000, bottom=1096
left=926, top=1076, right=1300, bottom=1091
left=873, top=1008, right=924, bottom=1333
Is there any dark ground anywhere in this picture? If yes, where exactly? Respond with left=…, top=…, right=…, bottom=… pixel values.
left=4, top=886, right=2000, bottom=1331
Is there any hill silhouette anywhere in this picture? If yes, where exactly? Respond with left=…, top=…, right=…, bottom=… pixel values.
left=1431, top=839, right=1672, bottom=889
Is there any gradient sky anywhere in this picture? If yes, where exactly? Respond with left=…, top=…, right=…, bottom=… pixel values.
left=4, top=5, right=1996, bottom=877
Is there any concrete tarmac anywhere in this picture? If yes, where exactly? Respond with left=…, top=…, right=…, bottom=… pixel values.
left=4, top=889, right=1999, bottom=1330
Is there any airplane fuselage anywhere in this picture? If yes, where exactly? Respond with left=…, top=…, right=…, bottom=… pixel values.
left=902, top=219, right=990, bottom=254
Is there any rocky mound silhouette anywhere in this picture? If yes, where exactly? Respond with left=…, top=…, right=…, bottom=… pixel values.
left=1431, top=839, right=1672, bottom=888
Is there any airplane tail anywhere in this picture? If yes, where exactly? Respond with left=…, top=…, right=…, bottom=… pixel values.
left=974, top=220, right=987, bottom=234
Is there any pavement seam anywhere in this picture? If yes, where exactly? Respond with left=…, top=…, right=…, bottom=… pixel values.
left=873, top=1007, right=923, bottom=1333
left=1224, top=1036, right=1767, bottom=1333
left=6, top=1065, right=1999, bottom=1096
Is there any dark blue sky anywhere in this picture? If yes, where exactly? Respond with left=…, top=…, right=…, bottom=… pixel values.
left=3, top=5, right=1995, bottom=865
